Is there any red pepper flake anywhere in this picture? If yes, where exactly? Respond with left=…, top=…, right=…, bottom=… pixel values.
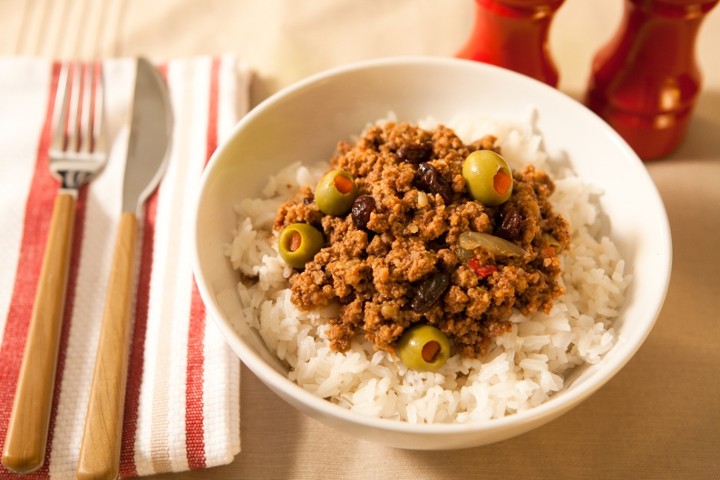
left=468, top=258, right=497, bottom=278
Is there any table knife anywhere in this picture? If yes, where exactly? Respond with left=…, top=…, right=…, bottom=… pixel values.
left=76, top=57, right=173, bottom=480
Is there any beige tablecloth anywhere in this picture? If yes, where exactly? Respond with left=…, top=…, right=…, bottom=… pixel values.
left=1, top=1, right=719, bottom=479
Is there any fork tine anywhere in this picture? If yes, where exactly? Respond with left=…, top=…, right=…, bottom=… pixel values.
left=50, top=63, right=71, bottom=153
left=66, top=62, right=83, bottom=153
left=78, top=64, right=93, bottom=154
left=91, top=62, right=105, bottom=154
left=50, top=62, right=105, bottom=157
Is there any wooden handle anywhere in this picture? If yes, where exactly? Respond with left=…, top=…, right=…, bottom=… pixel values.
left=1, top=193, right=76, bottom=474
left=76, top=212, right=138, bottom=480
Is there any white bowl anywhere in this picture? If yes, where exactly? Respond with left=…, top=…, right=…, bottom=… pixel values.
left=192, top=57, right=671, bottom=450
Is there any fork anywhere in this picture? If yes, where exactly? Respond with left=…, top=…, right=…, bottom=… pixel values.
left=1, top=62, right=106, bottom=474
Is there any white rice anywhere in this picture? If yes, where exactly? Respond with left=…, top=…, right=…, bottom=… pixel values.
left=225, top=113, right=630, bottom=424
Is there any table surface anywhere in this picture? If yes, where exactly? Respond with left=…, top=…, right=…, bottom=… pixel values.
left=2, top=1, right=719, bottom=479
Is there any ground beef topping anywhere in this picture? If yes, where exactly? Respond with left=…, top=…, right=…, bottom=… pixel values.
left=273, top=122, right=570, bottom=358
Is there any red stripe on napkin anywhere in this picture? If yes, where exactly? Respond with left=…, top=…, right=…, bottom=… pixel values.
left=118, top=195, right=157, bottom=479
left=0, top=62, right=90, bottom=479
left=204, top=56, right=220, bottom=167
left=186, top=289, right=206, bottom=472
left=186, top=278, right=207, bottom=471
left=185, top=55, right=221, bottom=471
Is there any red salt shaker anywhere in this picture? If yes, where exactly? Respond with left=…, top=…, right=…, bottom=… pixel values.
left=456, top=0, right=565, bottom=87
left=586, top=0, right=719, bottom=160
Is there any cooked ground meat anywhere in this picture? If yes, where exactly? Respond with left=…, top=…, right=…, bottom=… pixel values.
left=273, top=122, right=570, bottom=358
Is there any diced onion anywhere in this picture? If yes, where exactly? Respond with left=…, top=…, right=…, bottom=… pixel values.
left=417, top=191, right=429, bottom=208
left=458, top=231, right=526, bottom=257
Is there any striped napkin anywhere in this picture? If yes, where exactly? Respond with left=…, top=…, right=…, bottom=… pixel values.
left=0, top=55, right=248, bottom=479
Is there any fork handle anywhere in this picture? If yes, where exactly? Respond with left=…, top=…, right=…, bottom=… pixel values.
left=77, top=212, right=137, bottom=480
left=1, top=193, right=76, bottom=474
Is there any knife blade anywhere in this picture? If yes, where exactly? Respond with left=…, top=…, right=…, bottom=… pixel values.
left=76, top=57, right=173, bottom=480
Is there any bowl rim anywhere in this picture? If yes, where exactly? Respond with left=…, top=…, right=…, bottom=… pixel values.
left=192, top=55, right=673, bottom=435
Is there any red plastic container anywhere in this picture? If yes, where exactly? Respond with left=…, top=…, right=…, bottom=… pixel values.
left=586, top=0, right=719, bottom=160
left=456, top=0, right=565, bottom=87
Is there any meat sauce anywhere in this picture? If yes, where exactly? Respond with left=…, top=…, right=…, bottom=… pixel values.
left=273, top=122, right=570, bottom=357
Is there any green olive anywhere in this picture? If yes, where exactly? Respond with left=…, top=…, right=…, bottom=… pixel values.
left=395, top=324, right=451, bottom=372
left=278, top=223, right=324, bottom=268
left=315, top=169, right=358, bottom=216
left=462, top=150, right=513, bottom=206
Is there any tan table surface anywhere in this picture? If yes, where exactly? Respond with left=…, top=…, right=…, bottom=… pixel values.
left=2, top=1, right=719, bottom=479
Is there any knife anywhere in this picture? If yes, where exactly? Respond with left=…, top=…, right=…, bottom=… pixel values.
left=76, top=57, right=172, bottom=480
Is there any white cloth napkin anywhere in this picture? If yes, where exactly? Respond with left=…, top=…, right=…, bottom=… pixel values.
left=0, top=55, right=248, bottom=479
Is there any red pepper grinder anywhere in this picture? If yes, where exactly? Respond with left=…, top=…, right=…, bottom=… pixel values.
left=456, top=0, right=566, bottom=87
left=586, top=0, right=719, bottom=160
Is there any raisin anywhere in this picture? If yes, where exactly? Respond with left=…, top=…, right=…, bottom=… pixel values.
left=351, top=195, right=376, bottom=229
left=303, top=192, right=314, bottom=205
left=496, top=204, right=522, bottom=239
left=410, top=271, right=450, bottom=313
left=397, top=141, right=433, bottom=164
left=414, top=162, right=450, bottom=202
